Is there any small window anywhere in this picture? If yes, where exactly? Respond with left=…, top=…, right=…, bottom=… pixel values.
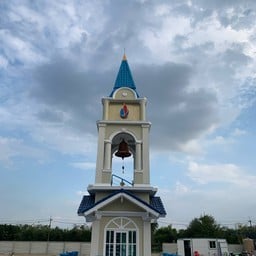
left=209, top=241, right=216, bottom=249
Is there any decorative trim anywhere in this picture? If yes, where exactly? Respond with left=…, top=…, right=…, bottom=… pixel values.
left=112, top=87, right=138, bottom=99
left=84, top=191, right=160, bottom=217
left=96, top=210, right=150, bottom=218
left=98, top=120, right=151, bottom=126
left=97, top=122, right=107, bottom=127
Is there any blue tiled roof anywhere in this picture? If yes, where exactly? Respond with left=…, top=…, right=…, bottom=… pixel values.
left=77, top=189, right=166, bottom=216
left=150, top=196, right=166, bottom=216
left=109, top=55, right=139, bottom=97
left=77, top=195, right=95, bottom=214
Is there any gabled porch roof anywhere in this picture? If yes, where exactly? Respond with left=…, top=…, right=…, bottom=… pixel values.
left=78, top=189, right=166, bottom=218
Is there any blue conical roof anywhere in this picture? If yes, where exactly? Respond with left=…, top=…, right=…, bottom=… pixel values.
left=110, top=54, right=139, bottom=97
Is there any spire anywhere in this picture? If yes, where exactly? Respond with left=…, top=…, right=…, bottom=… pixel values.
left=110, top=54, right=139, bottom=97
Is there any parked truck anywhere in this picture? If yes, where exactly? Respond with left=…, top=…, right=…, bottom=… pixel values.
left=177, top=238, right=229, bottom=256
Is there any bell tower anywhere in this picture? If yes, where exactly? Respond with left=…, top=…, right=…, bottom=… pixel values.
left=95, top=54, right=150, bottom=187
left=78, top=54, right=166, bottom=256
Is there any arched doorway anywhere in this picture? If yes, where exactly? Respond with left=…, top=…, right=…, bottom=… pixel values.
left=104, top=217, right=138, bottom=256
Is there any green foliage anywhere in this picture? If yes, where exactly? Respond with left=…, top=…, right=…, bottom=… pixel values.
left=0, top=224, right=21, bottom=240
left=182, top=214, right=222, bottom=238
left=235, top=225, right=256, bottom=241
left=152, top=225, right=178, bottom=252
left=154, top=215, right=256, bottom=246
left=154, top=225, right=177, bottom=243
left=0, top=224, right=91, bottom=242
left=221, top=227, right=240, bottom=244
left=1, top=215, right=256, bottom=245
left=151, top=222, right=159, bottom=234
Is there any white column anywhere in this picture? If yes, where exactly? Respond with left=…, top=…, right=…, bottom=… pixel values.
left=90, top=219, right=100, bottom=256
left=104, top=140, right=112, bottom=170
left=140, top=98, right=147, bottom=121
left=142, top=124, right=150, bottom=184
left=135, top=142, right=142, bottom=171
left=95, top=123, right=106, bottom=183
left=143, top=220, right=151, bottom=256
left=102, top=99, right=109, bottom=120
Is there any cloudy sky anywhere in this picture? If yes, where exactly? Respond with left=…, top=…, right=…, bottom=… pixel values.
left=1, top=0, right=256, bottom=229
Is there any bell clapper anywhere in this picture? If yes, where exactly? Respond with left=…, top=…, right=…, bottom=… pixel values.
left=122, top=157, right=125, bottom=174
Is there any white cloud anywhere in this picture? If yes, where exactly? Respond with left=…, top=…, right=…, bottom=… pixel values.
left=175, top=181, right=190, bottom=194
left=159, top=168, right=256, bottom=227
left=0, top=137, right=20, bottom=166
left=1, top=0, right=256, bottom=227
left=0, top=97, right=97, bottom=163
left=187, top=14, right=249, bottom=51
left=177, top=139, right=203, bottom=155
left=31, top=124, right=97, bottom=155
left=0, top=136, right=47, bottom=167
left=187, top=161, right=256, bottom=187
left=0, top=55, right=8, bottom=68
left=0, top=29, right=47, bottom=65
left=71, top=162, right=95, bottom=171
left=207, top=135, right=235, bottom=148
left=231, top=128, right=247, bottom=136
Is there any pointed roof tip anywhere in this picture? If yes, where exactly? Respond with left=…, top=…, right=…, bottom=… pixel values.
left=109, top=54, right=139, bottom=97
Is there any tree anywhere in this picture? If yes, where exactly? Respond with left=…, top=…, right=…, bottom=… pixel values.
left=221, top=227, right=240, bottom=244
left=182, top=214, right=222, bottom=238
left=237, top=224, right=256, bottom=240
left=152, top=225, right=177, bottom=253
left=0, top=224, right=91, bottom=241
left=153, top=225, right=178, bottom=243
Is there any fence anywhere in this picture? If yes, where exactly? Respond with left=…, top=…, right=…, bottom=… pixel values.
left=0, top=241, right=91, bottom=256
left=0, top=241, right=243, bottom=256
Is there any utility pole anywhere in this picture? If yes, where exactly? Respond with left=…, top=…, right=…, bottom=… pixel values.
left=248, top=218, right=252, bottom=228
left=46, top=216, right=52, bottom=254
left=47, top=216, right=52, bottom=241
left=247, top=217, right=253, bottom=240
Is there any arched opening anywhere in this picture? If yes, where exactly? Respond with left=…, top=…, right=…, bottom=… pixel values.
left=111, top=132, right=135, bottom=186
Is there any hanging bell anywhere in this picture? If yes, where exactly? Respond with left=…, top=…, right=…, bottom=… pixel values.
left=115, top=139, right=131, bottom=159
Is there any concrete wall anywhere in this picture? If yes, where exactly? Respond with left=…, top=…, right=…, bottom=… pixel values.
left=0, top=242, right=91, bottom=256
left=228, top=244, right=243, bottom=254
left=0, top=241, right=243, bottom=256
left=0, top=241, right=159, bottom=256
left=162, top=243, right=178, bottom=254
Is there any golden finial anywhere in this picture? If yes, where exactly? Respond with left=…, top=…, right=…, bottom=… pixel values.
left=123, top=48, right=127, bottom=60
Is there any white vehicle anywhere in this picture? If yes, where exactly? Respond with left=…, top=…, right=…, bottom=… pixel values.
left=177, top=238, right=229, bottom=256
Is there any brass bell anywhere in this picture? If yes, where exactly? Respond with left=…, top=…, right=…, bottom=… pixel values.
left=115, top=139, right=131, bottom=159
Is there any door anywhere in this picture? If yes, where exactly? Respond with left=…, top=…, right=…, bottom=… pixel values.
left=105, top=230, right=136, bottom=256
left=184, top=240, right=192, bottom=256
left=115, top=231, right=127, bottom=256
left=105, top=218, right=137, bottom=256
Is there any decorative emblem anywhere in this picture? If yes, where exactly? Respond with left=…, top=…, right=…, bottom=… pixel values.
left=120, top=103, right=129, bottom=119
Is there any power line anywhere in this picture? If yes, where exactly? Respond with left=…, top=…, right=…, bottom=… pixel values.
left=0, top=217, right=254, bottom=228
left=0, top=217, right=85, bottom=226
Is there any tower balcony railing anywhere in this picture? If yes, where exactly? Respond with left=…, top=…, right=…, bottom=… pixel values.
left=111, top=174, right=134, bottom=187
